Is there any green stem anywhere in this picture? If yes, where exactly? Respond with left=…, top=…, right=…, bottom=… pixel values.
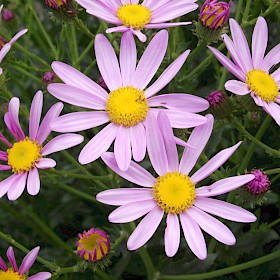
left=73, top=16, right=95, bottom=39
left=242, top=0, right=252, bottom=22
left=10, top=64, right=42, bottom=83
left=265, top=168, right=280, bottom=175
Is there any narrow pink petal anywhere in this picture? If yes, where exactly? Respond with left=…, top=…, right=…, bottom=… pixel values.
left=79, top=123, right=119, bottom=165
left=27, top=168, right=40, bottom=196
left=120, top=31, right=137, bottom=86
left=102, top=152, right=156, bottom=187
left=0, top=256, right=8, bottom=271
left=188, top=206, right=236, bottom=245
left=191, top=142, right=242, bottom=183
left=146, top=112, right=169, bottom=176
left=0, top=68, right=3, bottom=75
left=145, top=22, right=191, bottom=29
left=7, top=247, right=18, bottom=272
left=263, top=102, right=280, bottom=125
left=164, top=213, right=180, bottom=257
left=130, top=123, right=146, bottom=162
left=252, top=17, right=268, bottom=69
left=97, top=188, right=153, bottom=206
left=7, top=172, right=27, bottom=201
left=98, top=0, right=121, bottom=10
left=145, top=50, right=190, bottom=98
left=179, top=114, right=213, bottom=174
left=0, top=5, right=3, bottom=13
left=0, top=133, right=12, bottom=147
left=272, top=68, right=280, bottom=83
left=132, top=30, right=168, bottom=89
left=41, top=134, right=84, bottom=156
left=51, top=111, right=109, bottom=133
left=95, top=34, right=122, bottom=91
left=29, top=91, right=43, bottom=141
left=19, top=247, right=40, bottom=274
left=0, top=165, right=11, bottom=171
left=0, top=174, right=19, bottom=198
left=27, top=272, right=52, bottom=280
left=196, top=174, right=255, bottom=197
left=36, top=102, right=64, bottom=144
left=36, top=158, right=56, bottom=169
left=114, top=126, right=131, bottom=171
left=142, top=0, right=154, bottom=9
left=83, top=6, right=121, bottom=24
left=225, top=80, right=250, bottom=95
left=109, top=200, right=157, bottom=223
left=180, top=211, right=207, bottom=260
left=130, top=29, right=147, bottom=42
left=262, top=43, right=280, bottom=71
left=51, top=62, right=108, bottom=100
left=106, top=26, right=129, bottom=34
left=251, top=93, right=265, bottom=107
left=127, top=206, right=164, bottom=250
left=194, top=197, right=257, bottom=223
left=0, top=44, right=12, bottom=66
left=9, top=29, right=28, bottom=45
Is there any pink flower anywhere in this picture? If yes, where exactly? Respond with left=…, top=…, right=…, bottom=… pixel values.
left=0, top=246, right=51, bottom=279
left=246, top=170, right=270, bottom=195
left=209, top=17, right=280, bottom=125
left=75, top=0, right=198, bottom=42
left=0, top=91, right=84, bottom=200
left=48, top=30, right=209, bottom=171
left=96, top=112, right=256, bottom=259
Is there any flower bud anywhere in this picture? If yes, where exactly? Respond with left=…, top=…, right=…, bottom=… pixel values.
left=1, top=9, right=14, bottom=22
left=245, top=170, right=270, bottom=196
left=45, top=0, right=77, bottom=18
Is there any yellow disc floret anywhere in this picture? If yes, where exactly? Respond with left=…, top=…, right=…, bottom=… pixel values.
left=7, top=137, right=42, bottom=173
left=153, top=172, right=196, bottom=214
left=0, top=269, right=25, bottom=280
left=246, top=69, right=279, bottom=102
left=116, top=4, right=152, bottom=30
left=106, top=86, right=149, bottom=127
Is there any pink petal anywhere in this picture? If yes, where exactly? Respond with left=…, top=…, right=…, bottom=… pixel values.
left=188, top=206, right=236, bottom=245
left=27, top=168, right=40, bottom=196
left=78, top=123, right=119, bottom=165
left=132, top=30, right=168, bottom=89
left=263, top=102, right=280, bottom=126
left=7, top=172, right=27, bottom=201
left=127, top=206, right=163, bottom=250
left=9, top=29, right=28, bottom=45
left=0, top=174, right=19, bottom=198
left=106, top=26, right=129, bottom=34
left=145, top=22, right=191, bottom=29
left=272, top=68, right=280, bottom=83
left=191, top=142, right=242, bottom=183
left=195, top=174, right=255, bottom=197
left=130, top=123, right=146, bottom=162
left=0, top=165, right=11, bottom=171
left=98, top=0, right=121, bottom=10
left=102, top=152, right=156, bottom=187
left=180, top=211, right=207, bottom=260
left=225, top=80, right=250, bottom=95
left=262, top=43, right=280, bottom=71
left=179, top=114, right=213, bottom=175
left=0, top=133, right=12, bottom=147
left=19, top=247, right=40, bottom=275
left=96, top=188, right=153, bottom=206
left=36, top=158, right=56, bottom=169
left=0, top=44, right=11, bottom=64
left=41, top=134, right=84, bottom=156
left=29, top=91, right=43, bottom=141
left=109, top=200, right=157, bottom=223
left=27, top=272, right=52, bottom=280
left=145, top=50, right=190, bottom=98
left=130, top=29, right=147, bottom=42
left=251, top=93, right=265, bottom=107
left=7, top=247, right=18, bottom=272
left=95, top=34, right=122, bottom=91
left=0, top=256, right=8, bottom=271
left=164, top=213, right=180, bottom=257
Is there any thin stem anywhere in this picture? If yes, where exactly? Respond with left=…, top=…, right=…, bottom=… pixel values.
left=264, top=168, right=280, bottom=175
left=242, top=0, right=252, bottom=22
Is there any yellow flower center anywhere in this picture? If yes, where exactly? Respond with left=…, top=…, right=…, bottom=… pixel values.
left=7, top=137, right=42, bottom=173
left=201, top=5, right=225, bottom=28
left=0, top=269, right=25, bottom=280
left=246, top=69, right=279, bottom=102
left=106, top=86, right=149, bottom=127
left=116, top=4, right=152, bottom=30
left=153, top=172, right=196, bottom=214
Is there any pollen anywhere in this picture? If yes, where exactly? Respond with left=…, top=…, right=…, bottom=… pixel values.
left=0, top=269, right=25, bottom=280
left=246, top=69, right=279, bottom=102
left=153, top=172, right=196, bottom=214
left=7, top=137, right=42, bottom=173
left=106, top=86, right=149, bottom=127
left=116, top=4, right=152, bottom=30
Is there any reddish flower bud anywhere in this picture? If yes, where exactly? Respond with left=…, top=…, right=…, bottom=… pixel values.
left=245, top=170, right=270, bottom=196
left=1, top=9, right=14, bottom=22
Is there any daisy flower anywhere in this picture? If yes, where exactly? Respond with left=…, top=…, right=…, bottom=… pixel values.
left=0, top=5, right=28, bottom=76
left=0, top=91, right=84, bottom=201
left=0, top=246, right=51, bottom=280
left=208, top=17, right=280, bottom=125
left=75, top=0, right=198, bottom=42
left=97, top=112, right=256, bottom=259
left=48, top=30, right=209, bottom=171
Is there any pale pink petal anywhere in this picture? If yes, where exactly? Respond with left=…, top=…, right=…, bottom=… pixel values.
left=263, top=102, right=280, bottom=125
left=130, top=123, right=146, bottom=162
left=36, top=158, right=56, bottom=169
left=0, top=44, right=11, bottom=64
left=191, top=142, right=242, bottom=183
left=98, top=0, right=121, bottom=10
left=78, top=123, right=119, bottom=164
left=272, top=68, right=280, bottom=83
left=0, top=174, right=19, bottom=198
left=251, top=93, right=265, bottom=107
left=262, top=43, right=280, bottom=71
left=96, top=188, right=153, bottom=206
left=7, top=172, right=27, bottom=201
left=29, top=91, right=43, bottom=141
left=0, top=165, right=11, bottom=170
left=188, top=206, right=236, bottom=245
left=164, top=213, right=180, bottom=257
left=102, top=152, right=156, bottom=187
left=27, top=168, right=40, bottom=196
left=180, top=211, right=207, bottom=260
left=132, top=30, right=168, bottom=89
left=0, top=68, right=3, bottom=75
left=84, top=6, right=121, bottom=24
left=41, top=134, right=84, bottom=156
left=51, top=111, right=109, bottom=133
left=196, top=174, right=255, bottom=197
left=106, top=26, right=129, bottom=34
left=225, top=80, right=250, bottom=95
left=0, top=133, right=12, bottom=147
left=145, top=50, right=190, bottom=98
left=109, top=200, right=157, bottom=223
left=130, top=29, right=147, bottom=42
left=95, top=34, right=122, bottom=91
left=27, top=272, right=52, bottom=280
left=142, top=0, right=154, bottom=9
left=7, top=247, right=18, bottom=272
left=127, top=206, right=164, bottom=250
left=194, top=197, right=257, bottom=223
left=19, top=247, right=40, bottom=274
left=0, top=256, right=8, bottom=271
left=9, top=29, right=28, bottom=45
left=179, top=114, right=213, bottom=174
left=145, top=22, right=191, bottom=29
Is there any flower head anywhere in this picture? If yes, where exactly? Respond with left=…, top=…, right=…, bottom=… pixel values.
left=206, top=90, right=226, bottom=108
left=208, top=17, right=280, bottom=125
left=97, top=112, right=256, bottom=259
left=75, top=0, right=198, bottom=42
left=245, top=170, right=270, bottom=195
left=47, top=30, right=209, bottom=171
left=42, top=71, right=56, bottom=84
left=0, top=91, right=84, bottom=200
left=45, top=0, right=69, bottom=9
left=76, top=228, right=110, bottom=262
left=0, top=246, right=51, bottom=279
left=1, top=8, right=14, bottom=22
